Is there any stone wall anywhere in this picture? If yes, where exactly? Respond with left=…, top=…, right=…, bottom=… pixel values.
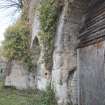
left=52, top=0, right=88, bottom=104
left=78, top=41, right=105, bottom=105
left=0, top=59, right=6, bottom=80
left=29, top=0, right=90, bottom=104
left=30, top=0, right=50, bottom=91
left=4, top=0, right=105, bottom=105
left=5, top=60, right=36, bottom=90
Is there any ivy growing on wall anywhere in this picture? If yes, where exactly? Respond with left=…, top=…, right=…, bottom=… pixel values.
left=39, top=0, right=61, bottom=70
left=2, top=18, right=33, bottom=71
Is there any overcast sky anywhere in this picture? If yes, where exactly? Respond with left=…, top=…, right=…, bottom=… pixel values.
left=0, top=6, right=20, bottom=46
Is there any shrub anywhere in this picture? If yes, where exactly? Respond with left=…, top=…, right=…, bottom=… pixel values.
left=2, top=19, right=33, bottom=71
left=27, top=85, right=57, bottom=105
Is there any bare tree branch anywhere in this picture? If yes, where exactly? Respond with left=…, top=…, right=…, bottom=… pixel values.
left=0, top=0, right=23, bottom=22
left=0, top=0, right=23, bottom=10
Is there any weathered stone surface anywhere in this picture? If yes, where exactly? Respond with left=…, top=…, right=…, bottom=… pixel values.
left=52, top=0, right=87, bottom=104
left=5, top=61, right=36, bottom=90
left=27, top=0, right=105, bottom=105
left=5, top=0, right=105, bottom=105
left=0, top=58, right=6, bottom=80
left=28, top=0, right=40, bottom=27
left=36, top=62, right=50, bottom=90
left=79, top=41, right=105, bottom=105
left=30, top=0, right=50, bottom=91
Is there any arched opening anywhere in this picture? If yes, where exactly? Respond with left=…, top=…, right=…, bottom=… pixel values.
left=31, top=37, right=41, bottom=71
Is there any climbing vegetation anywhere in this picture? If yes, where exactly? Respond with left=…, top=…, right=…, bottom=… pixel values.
left=28, top=85, right=57, bottom=105
left=2, top=18, right=33, bottom=71
left=39, top=0, right=61, bottom=70
left=39, top=85, right=57, bottom=105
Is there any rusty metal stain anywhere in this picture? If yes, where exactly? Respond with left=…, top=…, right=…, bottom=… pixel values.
left=94, top=39, right=103, bottom=48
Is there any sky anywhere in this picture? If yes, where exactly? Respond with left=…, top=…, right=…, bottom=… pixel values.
left=0, top=4, right=20, bottom=46
left=0, top=12, right=11, bottom=45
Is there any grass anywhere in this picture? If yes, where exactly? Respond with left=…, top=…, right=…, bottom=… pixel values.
left=0, top=81, right=57, bottom=105
left=0, top=81, right=35, bottom=105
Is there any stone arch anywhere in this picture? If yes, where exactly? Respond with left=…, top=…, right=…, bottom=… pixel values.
left=32, top=36, right=40, bottom=47
left=31, top=36, right=41, bottom=70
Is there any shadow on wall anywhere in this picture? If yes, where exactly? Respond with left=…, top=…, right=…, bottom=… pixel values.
left=0, top=61, right=6, bottom=80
